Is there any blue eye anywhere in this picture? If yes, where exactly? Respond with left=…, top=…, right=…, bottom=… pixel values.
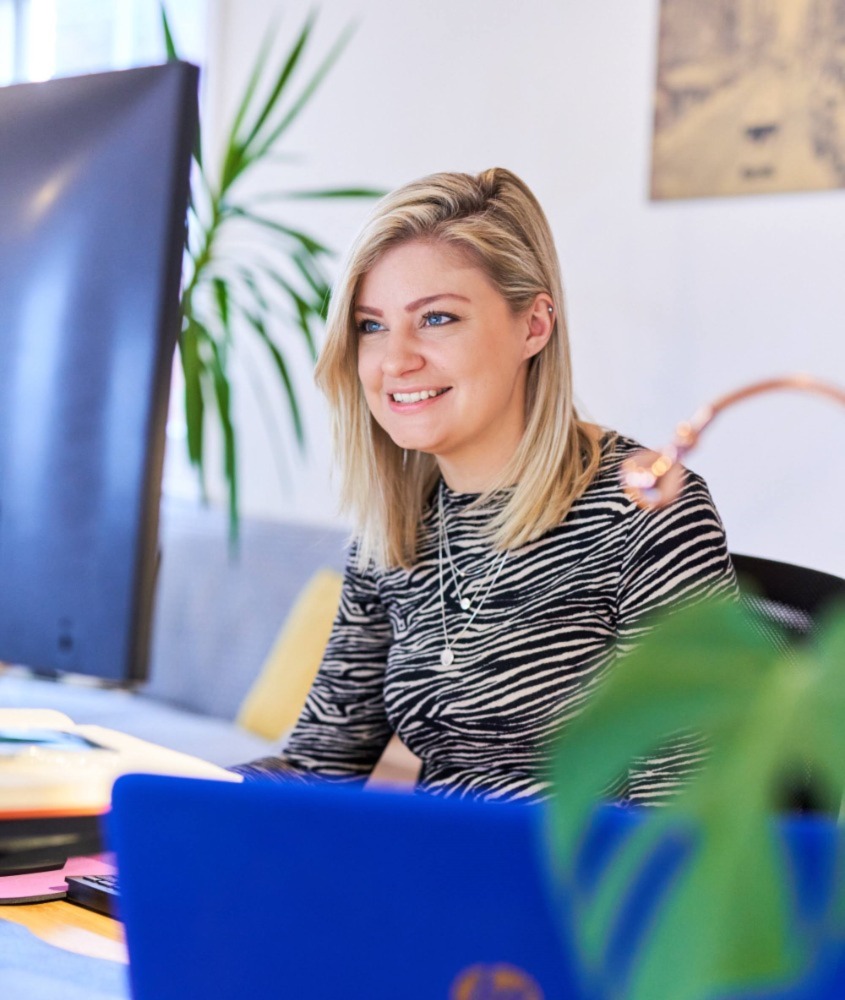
left=422, top=312, right=456, bottom=327
left=357, top=318, right=384, bottom=334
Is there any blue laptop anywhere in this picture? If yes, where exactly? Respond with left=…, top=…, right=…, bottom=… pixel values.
left=110, top=776, right=581, bottom=999
left=109, top=775, right=845, bottom=1000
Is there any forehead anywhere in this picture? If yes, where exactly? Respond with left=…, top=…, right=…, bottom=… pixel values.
left=356, top=239, right=488, bottom=303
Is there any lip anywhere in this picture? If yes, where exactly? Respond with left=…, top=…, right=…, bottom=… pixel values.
left=386, top=387, right=451, bottom=412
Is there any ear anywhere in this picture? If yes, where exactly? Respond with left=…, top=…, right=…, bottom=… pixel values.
left=522, top=294, right=555, bottom=360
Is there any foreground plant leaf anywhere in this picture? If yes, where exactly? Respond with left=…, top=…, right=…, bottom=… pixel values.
left=549, top=598, right=845, bottom=1000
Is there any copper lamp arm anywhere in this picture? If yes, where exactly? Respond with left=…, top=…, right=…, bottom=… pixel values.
left=622, top=375, right=845, bottom=509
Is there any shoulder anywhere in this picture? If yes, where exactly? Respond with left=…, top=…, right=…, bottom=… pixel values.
left=584, top=431, right=714, bottom=508
left=341, top=538, right=387, bottom=594
left=564, top=431, right=729, bottom=569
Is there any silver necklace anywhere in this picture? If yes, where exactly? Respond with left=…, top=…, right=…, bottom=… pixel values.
left=437, top=486, right=508, bottom=668
left=441, top=505, right=472, bottom=610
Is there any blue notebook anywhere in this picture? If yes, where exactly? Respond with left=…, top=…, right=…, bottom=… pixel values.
left=109, top=775, right=845, bottom=1000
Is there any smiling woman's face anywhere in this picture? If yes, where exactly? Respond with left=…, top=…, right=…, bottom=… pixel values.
left=355, top=240, right=552, bottom=492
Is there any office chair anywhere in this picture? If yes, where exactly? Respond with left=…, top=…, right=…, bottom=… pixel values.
left=730, top=552, right=845, bottom=648
left=730, top=552, right=845, bottom=813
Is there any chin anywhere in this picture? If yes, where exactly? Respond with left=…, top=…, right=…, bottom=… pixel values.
left=376, top=421, right=437, bottom=454
left=390, top=438, right=442, bottom=455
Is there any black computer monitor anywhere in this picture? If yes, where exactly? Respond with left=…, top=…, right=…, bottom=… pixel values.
left=0, top=61, right=198, bottom=684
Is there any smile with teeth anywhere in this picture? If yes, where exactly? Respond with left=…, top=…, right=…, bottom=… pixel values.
left=390, top=388, right=449, bottom=404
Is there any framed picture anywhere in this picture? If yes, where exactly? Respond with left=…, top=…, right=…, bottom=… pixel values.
left=650, top=0, right=845, bottom=200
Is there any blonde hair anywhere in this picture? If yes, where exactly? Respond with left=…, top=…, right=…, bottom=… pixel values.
left=315, top=167, right=602, bottom=569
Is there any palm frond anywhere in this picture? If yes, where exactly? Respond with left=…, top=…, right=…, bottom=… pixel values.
left=178, top=318, right=205, bottom=471
left=160, top=4, right=203, bottom=170
left=239, top=13, right=315, bottom=158
left=247, top=186, right=386, bottom=202
left=165, top=8, right=379, bottom=537
left=229, top=207, right=333, bottom=255
left=248, top=23, right=356, bottom=162
left=238, top=306, right=305, bottom=447
left=203, top=334, right=238, bottom=544
left=219, top=27, right=279, bottom=193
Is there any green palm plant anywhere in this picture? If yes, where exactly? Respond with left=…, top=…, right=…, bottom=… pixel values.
left=161, top=6, right=381, bottom=539
left=550, top=596, right=845, bottom=1000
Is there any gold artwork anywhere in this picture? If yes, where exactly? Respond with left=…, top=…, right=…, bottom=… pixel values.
left=651, top=0, right=845, bottom=199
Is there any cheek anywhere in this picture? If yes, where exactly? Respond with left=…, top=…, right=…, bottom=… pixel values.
left=357, top=354, right=385, bottom=414
left=357, top=346, right=376, bottom=388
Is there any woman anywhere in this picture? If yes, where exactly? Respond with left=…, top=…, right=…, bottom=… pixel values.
left=235, top=168, right=736, bottom=802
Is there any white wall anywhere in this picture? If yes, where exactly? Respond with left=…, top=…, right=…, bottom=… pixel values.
left=191, top=0, right=845, bottom=577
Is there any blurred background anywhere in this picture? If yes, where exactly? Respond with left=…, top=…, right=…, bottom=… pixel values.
left=3, top=0, right=844, bottom=577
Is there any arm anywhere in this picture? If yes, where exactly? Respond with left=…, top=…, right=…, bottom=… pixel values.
left=615, top=469, right=737, bottom=803
left=232, top=545, right=394, bottom=785
left=616, top=468, right=737, bottom=647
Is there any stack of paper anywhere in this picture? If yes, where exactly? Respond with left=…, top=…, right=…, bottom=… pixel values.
left=0, top=709, right=240, bottom=818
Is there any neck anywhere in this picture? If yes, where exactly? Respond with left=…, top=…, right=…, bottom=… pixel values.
left=437, top=457, right=511, bottom=496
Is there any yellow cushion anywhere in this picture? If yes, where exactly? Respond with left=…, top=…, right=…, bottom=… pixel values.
left=236, top=569, right=343, bottom=741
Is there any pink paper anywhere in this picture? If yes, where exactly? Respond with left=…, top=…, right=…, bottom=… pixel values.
left=0, top=853, right=116, bottom=904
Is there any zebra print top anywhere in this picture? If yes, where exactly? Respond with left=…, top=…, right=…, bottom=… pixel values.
left=235, top=434, right=737, bottom=802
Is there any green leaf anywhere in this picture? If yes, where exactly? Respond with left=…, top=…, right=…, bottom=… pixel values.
left=547, top=599, right=845, bottom=1000
left=160, top=3, right=179, bottom=61
left=248, top=22, right=356, bottom=162
left=247, top=186, right=387, bottom=202
left=164, top=7, right=380, bottom=538
left=239, top=307, right=305, bottom=447
left=578, top=811, right=674, bottom=966
left=261, top=267, right=319, bottom=361
left=212, top=277, right=233, bottom=353
left=178, top=318, right=205, bottom=470
left=628, top=663, right=805, bottom=999
left=227, top=26, right=277, bottom=150
left=204, top=336, right=238, bottom=544
left=236, top=266, right=271, bottom=314
left=801, top=606, right=845, bottom=931
left=160, top=5, right=203, bottom=170
left=240, top=12, right=315, bottom=158
left=219, top=26, right=278, bottom=193
left=628, top=809, right=799, bottom=1000
left=550, top=599, right=780, bottom=863
left=230, top=207, right=333, bottom=256
left=290, top=252, right=332, bottom=321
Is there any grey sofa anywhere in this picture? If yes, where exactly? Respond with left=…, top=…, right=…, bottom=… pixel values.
left=0, top=498, right=349, bottom=767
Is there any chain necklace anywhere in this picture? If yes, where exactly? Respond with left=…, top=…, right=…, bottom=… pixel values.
left=437, top=486, right=508, bottom=668
left=441, top=505, right=471, bottom=610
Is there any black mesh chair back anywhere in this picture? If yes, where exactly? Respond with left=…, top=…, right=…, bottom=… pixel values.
left=731, top=553, right=845, bottom=648
left=731, top=553, right=845, bottom=814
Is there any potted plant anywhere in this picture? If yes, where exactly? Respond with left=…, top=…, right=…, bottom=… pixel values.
left=162, top=7, right=381, bottom=538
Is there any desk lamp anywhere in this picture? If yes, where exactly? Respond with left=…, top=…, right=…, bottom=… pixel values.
left=620, top=374, right=845, bottom=509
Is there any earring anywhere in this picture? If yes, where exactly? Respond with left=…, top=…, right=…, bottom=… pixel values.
left=547, top=305, right=554, bottom=314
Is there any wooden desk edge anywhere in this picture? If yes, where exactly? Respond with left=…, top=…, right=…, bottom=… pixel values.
left=0, top=897, right=128, bottom=963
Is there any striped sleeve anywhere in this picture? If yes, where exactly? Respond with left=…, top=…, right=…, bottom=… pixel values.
left=233, top=545, right=394, bottom=785
left=616, top=468, right=737, bottom=644
left=615, top=468, right=737, bottom=805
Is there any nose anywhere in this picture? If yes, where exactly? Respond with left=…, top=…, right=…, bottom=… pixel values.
left=381, top=326, right=424, bottom=379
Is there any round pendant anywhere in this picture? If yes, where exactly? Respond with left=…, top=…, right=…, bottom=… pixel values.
left=440, top=647, right=455, bottom=667
left=460, top=597, right=471, bottom=611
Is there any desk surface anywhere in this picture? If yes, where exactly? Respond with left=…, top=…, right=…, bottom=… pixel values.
left=0, top=896, right=126, bottom=963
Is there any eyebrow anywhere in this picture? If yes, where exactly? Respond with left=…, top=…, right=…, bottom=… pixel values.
left=354, top=293, right=471, bottom=317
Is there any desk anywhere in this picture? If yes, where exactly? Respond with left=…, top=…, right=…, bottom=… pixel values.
left=1, top=897, right=126, bottom=962
left=0, top=898, right=128, bottom=1000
